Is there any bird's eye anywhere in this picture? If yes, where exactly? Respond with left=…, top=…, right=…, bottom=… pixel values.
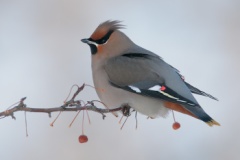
left=95, top=37, right=107, bottom=45
left=96, top=38, right=107, bottom=45
left=96, top=30, right=113, bottom=45
left=101, top=39, right=107, bottom=44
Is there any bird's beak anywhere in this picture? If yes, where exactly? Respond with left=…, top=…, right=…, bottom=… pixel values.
left=81, top=38, right=90, bottom=44
left=81, top=38, right=98, bottom=55
left=81, top=38, right=97, bottom=46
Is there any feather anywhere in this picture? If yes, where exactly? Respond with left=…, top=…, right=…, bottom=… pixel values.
left=169, top=65, right=218, bottom=101
left=90, top=20, right=125, bottom=40
left=105, top=50, right=220, bottom=125
left=185, top=82, right=219, bottom=101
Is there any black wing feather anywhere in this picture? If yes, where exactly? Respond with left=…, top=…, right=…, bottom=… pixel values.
left=110, top=81, right=199, bottom=107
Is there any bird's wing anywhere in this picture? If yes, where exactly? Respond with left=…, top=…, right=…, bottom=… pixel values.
left=185, top=82, right=218, bottom=101
left=168, top=65, right=218, bottom=101
left=105, top=52, right=199, bottom=107
left=104, top=52, right=219, bottom=125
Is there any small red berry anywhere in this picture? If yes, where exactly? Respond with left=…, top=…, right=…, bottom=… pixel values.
left=172, top=122, right=181, bottom=130
left=78, top=135, right=88, bottom=143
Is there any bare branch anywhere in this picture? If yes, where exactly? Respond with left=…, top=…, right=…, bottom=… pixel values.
left=0, top=84, right=123, bottom=120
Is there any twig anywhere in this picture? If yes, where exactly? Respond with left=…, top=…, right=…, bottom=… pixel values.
left=0, top=84, right=123, bottom=120
left=24, top=111, right=28, bottom=137
left=69, top=110, right=81, bottom=127
left=0, top=100, right=123, bottom=119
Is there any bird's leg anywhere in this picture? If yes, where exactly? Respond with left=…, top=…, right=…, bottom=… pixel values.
left=121, top=104, right=131, bottom=117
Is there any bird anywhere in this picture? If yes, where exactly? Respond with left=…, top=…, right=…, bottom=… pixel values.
left=81, top=20, right=220, bottom=126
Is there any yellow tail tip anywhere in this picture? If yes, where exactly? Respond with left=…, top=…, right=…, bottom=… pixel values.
left=206, top=120, right=221, bottom=127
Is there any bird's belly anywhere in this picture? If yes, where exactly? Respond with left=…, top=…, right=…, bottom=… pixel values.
left=93, top=70, right=169, bottom=118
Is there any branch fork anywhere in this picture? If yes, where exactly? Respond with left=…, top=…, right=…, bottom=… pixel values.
left=0, top=84, right=123, bottom=120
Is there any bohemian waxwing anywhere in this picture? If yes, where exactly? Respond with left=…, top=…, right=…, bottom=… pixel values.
left=81, top=20, right=220, bottom=126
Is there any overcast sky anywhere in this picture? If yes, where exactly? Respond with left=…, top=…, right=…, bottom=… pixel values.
left=0, top=0, right=240, bottom=160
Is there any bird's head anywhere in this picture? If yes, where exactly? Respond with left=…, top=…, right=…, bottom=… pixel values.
left=81, top=20, right=133, bottom=56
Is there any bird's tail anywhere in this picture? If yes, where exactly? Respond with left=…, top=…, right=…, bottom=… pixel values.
left=164, top=102, right=220, bottom=126
left=184, top=105, right=221, bottom=127
left=206, top=119, right=221, bottom=126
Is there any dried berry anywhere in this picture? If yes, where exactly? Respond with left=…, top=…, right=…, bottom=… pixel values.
left=172, top=122, right=181, bottom=130
left=78, top=135, right=88, bottom=143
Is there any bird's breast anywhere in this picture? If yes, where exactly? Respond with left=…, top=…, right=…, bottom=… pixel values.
left=92, top=67, right=169, bottom=118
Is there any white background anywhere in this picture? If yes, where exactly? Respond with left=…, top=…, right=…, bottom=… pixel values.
left=0, top=0, right=239, bottom=160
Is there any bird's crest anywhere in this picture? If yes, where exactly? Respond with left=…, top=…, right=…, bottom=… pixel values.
left=90, top=20, right=124, bottom=40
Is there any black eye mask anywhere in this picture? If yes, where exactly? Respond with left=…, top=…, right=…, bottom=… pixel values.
left=93, top=30, right=113, bottom=45
left=83, top=30, right=114, bottom=55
